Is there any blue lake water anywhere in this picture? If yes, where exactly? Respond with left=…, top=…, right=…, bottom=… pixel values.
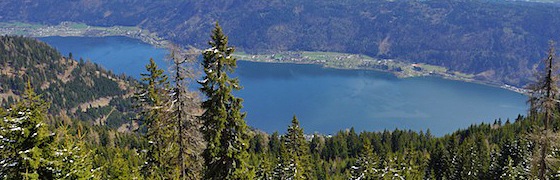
left=40, top=36, right=169, bottom=79
left=39, top=36, right=528, bottom=136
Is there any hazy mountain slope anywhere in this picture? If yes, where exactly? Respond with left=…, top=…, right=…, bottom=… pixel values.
left=0, top=1, right=559, bottom=85
left=0, top=35, right=138, bottom=129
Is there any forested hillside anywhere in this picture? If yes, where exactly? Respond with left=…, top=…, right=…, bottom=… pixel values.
left=1, top=0, right=560, bottom=85
left=0, top=35, right=139, bottom=129
left=2, top=22, right=560, bottom=178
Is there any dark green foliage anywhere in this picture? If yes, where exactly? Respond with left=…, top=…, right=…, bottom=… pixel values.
left=273, top=139, right=295, bottom=179
left=0, top=82, right=55, bottom=179
left=242, top=114, right=557, bottom=179
left=282, top=116, right=311, bottom=179
left=350, top=137, right=379, bottom=180
left=134, top=58, right=182, bottom=179
left=254, top=155, right=273, bottom=180
left=89, top=130, right=144, bottom=179
left=268, top=131, right=282, bottom=156
left=489, top=138, right=531, bottom=180
left=426, top=141, right=451, bottom=179
left=199, top=22, right=253, bottom=179
left=249, top=131, right=267, bottom=154
left=51, top=125, right=98, bottom=179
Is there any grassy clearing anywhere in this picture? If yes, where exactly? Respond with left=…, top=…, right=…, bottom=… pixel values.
left=69, top=23, right=89, bottom=29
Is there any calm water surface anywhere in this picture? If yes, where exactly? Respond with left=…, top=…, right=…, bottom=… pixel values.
left=40, top=36, right=528, bottom=136
left=40, top=36, right=168, bottom=79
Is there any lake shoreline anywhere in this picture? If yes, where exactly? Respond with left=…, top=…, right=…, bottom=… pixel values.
left=234, top=60, right=527, bottom=136
left=1, top=21, right=527, bottom=95
left=0, top=21, right=172, bottom=48
left=234, top=55, right=528, bottom=95
left=37, top=36, right=529, bottom=136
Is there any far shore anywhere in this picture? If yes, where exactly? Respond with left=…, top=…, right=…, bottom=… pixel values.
left=0, top=21, right=528, bottom=95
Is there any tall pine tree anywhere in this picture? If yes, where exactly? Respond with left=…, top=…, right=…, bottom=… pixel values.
left=199, top=22, right=253, bottom=179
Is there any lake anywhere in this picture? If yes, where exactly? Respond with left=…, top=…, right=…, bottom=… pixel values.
left=40, top=36, right=169, bottom=79
left=40, top=36, right=528, bottom=136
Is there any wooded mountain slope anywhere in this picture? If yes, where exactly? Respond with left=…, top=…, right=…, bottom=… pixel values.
left=1, top=0, right=559, bottom=85
left=0, top=36, right=139, bottom=129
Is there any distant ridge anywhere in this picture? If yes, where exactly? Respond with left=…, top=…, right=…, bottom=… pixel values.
left=1, top=1, right=559, bottom=86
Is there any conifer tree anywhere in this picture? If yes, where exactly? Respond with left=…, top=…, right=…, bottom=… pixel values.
left=199, top=22, right=253, bottom=179
left=0, top=81, right=55, bottom=179
left=489, top=138, right=529, bottom=180
left=455, top=137, right=482, bottom=179
left=378, top=153, right=404, bottom=180
left=169, top=48, right=204, bottom=180
left=446, top=137, right=461, bottom=180
left=527, top=41, right=560, bottom=179
left=402, top=149, right=426, bottom=179
left=426, top=141, right=450, bottom=180
left=500, top=156, right=529, bottom=180
left=255, top=154, right=274, bottom=180
left=52, top=125, right=97, bottom=180
left=135, top=58, right=178, bottom=179
left=273, top=138, right=294, bottom=179
left=310, top=154, right=327, bottom=180
left=350, top=137, right=379, bottom=180
left=269, top=132, right=282, bottom=156
left=108, top=151, right=134, bottom=180
left=284, top=115, right=311, bottom=179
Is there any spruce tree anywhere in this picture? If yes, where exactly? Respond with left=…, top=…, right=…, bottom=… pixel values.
left=199, top=22, right=253, bottom=179
left=255, top=155, right=273, bottom=180
left=52, top=125, right=97, bottom=180
left=268, top=132, right=282, bottom=156
left=0, top=81, right=54, bottom=179
left=108, top=151, right=134, bottom=180
left=378, top=153, right=404, bottom=180
left=426, top=141, right=450, bottom=180
left=350, top=137, right=379, bottom=180
left=284, top=115, right=311, bottom=179
left=489, top=138, right=528, bottom=180
left=455, top=137, right=481, bottom=179
left=500, top=156, right=529, bottom=180
left=401, top=149, right=426, bottom=179
left=273, top=138, right=294, bottom=179
left=135, top=58, right=178, bottom=179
